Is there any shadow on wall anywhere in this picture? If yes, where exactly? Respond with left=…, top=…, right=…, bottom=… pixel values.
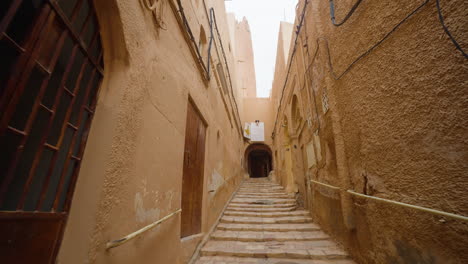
left=94, top=0, right=130, bottom=73
left=388, top=240, right=437, bottom=264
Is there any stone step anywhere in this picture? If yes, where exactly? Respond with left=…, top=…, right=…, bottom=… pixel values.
left=239, top=186, right=284, bottom=192
left=217, top=223, right=321, bottom=232
left=239, top=188, right=284, bottom=192
left=228, top=203, right=296, bottom=209
left=240, top=188, right=280, bottom=190
left=234, top=196, right=292, bottom=200
left=240, top=187, right=279, bottom=189
left=224, top=210, right=310, bottom=218
left=237, top=190, right=287, bottom=195
left=239, top=187, right=281, bottom=189
left=231, top=198, right=296, bottom=205
left=236, top=192, right=291, bottom=195
left=196, top=256, right=356, bottom=264
left=240, top=185, right=283, bottom=187
left=200, top=240, right=350, bottom=260
left=236, top=192, right=287, bottom=196
left=237, top=190, right=289, bottom=194
left=240, top=187, right=283, bottom=189
left=220, top=216, right=313, bottom=224
left=235, top=194, right=293, bottom=199
left=211, top=230, right=330, bottom=242
left=237, top=192, right=286, bottom=195
left=226, top=206, right=297, bottom=212
left=241, top=183, right=279, bottom=186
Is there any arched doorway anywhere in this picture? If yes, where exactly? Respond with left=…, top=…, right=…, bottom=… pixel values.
left=0, top=1, right=103, bottom=263
left=245, top=143, right=272, bottom=178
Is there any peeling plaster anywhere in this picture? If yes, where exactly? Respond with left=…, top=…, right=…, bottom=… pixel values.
left=134, top=192, right=161, bottom=223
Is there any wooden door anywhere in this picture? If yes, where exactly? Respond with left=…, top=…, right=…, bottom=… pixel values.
left=0, top=1, right=103, bottom=263
left=181, top=100, right=206, bottom=238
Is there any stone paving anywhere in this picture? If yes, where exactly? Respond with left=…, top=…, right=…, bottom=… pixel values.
left=195, top=178, right=356, bottom=264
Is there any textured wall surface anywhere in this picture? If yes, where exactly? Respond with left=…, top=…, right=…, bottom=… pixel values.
left=56, top=0, right=247, bottom=263
left=271, top=0, right=468, bottom=263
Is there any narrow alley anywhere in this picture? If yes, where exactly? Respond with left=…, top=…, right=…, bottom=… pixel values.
left=196, top=179, right=355, bottom=263
left=0, top=0, right=467, bottom=264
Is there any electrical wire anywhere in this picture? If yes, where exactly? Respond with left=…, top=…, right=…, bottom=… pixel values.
left=206, top=7, right=243, bottom=135
left=328, top=0, right=431, bottom=80
left=329, top=0, right=466, bottom=57
left=274, top=0, right=467, bottom=137
left=174, top=0, right=209, bottom=78
left=171, top=0, right=243, bottom=135
left=273, top=0, right=434, bottom=135
left=435, top=0, right=467, bottom=58
left=329, top=0, right=363, bottom=26
left=272, top=0, right=309, bottom=138
left=300, top=14, right=322, bottom=133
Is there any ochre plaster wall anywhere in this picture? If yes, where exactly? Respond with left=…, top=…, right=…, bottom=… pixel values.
left=271, top=0, right=468, bottom=263
left=56, top=0, right=246, bottom=263
left=235, top=18, right=257, bottom=99
left=243, top=98, right=274, bottom=147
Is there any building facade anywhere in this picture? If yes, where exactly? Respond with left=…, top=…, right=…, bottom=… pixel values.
left=270, top=0, right=468, bottom=263
left=1, top=0, right=467, bottom=263
left=0, top=0, right=255, bottom=263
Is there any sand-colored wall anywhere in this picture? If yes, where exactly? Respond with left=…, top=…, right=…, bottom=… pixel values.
left=235, top=18, right=257, bottom=99
left=235, top=19, right=276, bottom=162
left=56, top=0, right=246, bottom=263
left=271, top=0, right=468, bottom=263
left=271, top=22, right=293, bottom=108
left=243, top=98, right=274, bottom=147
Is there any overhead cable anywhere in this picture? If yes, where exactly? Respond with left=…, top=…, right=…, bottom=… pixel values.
left=273, top=0, right=434, bottom=135
left=435, top=0, right=467, bottom=58
left=208, top=7, right=243, bottom=133
left=329, top=0, right=363, bottom=26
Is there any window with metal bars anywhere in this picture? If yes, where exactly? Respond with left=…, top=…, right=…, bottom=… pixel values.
left=0, top=0, right=103, bottom=213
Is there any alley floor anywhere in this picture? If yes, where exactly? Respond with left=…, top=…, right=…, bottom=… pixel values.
left=195, top=179, right=356, bottom=264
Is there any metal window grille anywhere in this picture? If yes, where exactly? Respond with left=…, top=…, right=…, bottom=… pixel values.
left=0, top=0, right=103, bottom=213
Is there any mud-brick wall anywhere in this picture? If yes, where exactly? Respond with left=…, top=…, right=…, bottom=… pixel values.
left=272, top=0, right=468, bottom=263
left=55, top=0, right=246, bottom=263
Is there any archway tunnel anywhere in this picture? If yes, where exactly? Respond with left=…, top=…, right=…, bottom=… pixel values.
left=245, top=144, right=272, bottom=178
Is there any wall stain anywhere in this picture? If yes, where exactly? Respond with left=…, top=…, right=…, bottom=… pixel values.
left=134, top=192, right=161, bottom=223
left=388, top=240, right=437, bottom=264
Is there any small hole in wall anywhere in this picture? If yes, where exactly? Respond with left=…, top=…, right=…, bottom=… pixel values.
left=217, top=130, right=220, bottom=142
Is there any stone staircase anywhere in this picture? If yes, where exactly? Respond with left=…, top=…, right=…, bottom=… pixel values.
left=195, top=178, right=356, bottom=264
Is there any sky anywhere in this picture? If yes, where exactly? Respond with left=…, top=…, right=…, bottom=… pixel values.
left=226, top=0, right=298, bottom=97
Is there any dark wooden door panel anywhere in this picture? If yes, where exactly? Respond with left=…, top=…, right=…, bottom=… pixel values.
left=181, top=100, right=206, bottom=238
left=0, top=212, right=65, bottom=264
left=181, top=102, right=197, bottom=237
left=191, top=118, right=206, bottom=234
